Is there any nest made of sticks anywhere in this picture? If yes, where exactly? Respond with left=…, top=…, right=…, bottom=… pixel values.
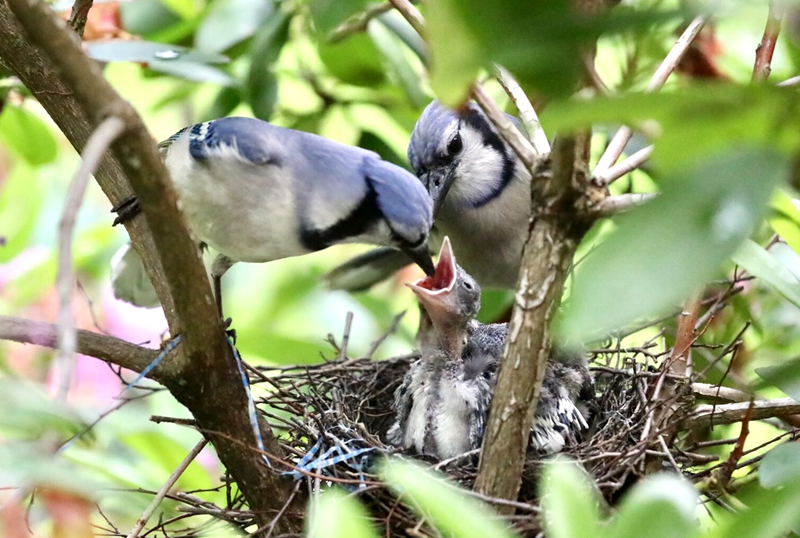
left=249, top=342, right=712, bottom=537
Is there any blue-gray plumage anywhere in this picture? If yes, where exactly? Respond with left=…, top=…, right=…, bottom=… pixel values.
left=112, top=117, right=435, bottom=308
left=388, top=238, right=591, bottom=459
left=326, top=100, right=532, bottom=291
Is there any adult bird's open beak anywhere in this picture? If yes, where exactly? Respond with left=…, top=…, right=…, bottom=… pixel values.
left=402, top=242, right=436, bottom=276
left=405, top=237, right=457, bottom=323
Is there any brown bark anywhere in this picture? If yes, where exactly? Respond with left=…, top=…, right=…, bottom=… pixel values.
left=0, top=1, right=302, bottom=533
left=474, top=134, right=599, bottom=509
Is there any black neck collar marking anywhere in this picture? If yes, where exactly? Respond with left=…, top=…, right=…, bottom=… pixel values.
left=300, top=179, right=383, bottom=251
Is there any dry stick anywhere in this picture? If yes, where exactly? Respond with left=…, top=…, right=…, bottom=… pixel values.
left=126, top=439, right=208, bottom=538
left=494, top=65, right=550, bottom=155
left=67, top=0, right=93, bottom=37
left=591, top=192, right=656, bottom=217
left=777, top=75, right=800, bottom=87
left=54, top=116, right=125, bottom=402
left=595, top=145, right=653, bottom=185
left=328, top=1, right=393, bottom=43
left=387, top=0, right=424, bottom=36
left=339, top=312, right=354, bottom=360
left=752, top=3, right=784, bottom=83
left=593, top=15, right=707, bottom=181
left=472, top=83, right=538, bottom=170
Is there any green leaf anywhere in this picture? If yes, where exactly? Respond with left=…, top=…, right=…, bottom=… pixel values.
left=85, top=40, right=228, bottom=64
left=704, top=478, right=800, bottom=538
left=426, top=0, right=676, bottom=104
left=0, top=379, right=86, bottom=439
left=308, top=0, right=369, bottom=35
left=541, top=85, right=800, bottom=175
left=732, top=239, right=800, bottom=309
left=0, top=105, right=58, bottom=165
left=602, top=474, right=698, bottom=538
left=247, top=9, right=291, bottom=119
left=381, top=459, right=518, bottom=538
left=307, top=488, right=380, bottom=538
left=195, top=0, right=274, bottom=53
left=0, top=163, right=42, bottom=263
left=318, top=33, right=385, bottom=87
left=561, top=148, right=787, bottom=344
left=755, top=359, right=800, bottom=402
left=760, top=443, right=800, bottom=488
left=540, top=459, right=602, bottom=538
left=368, top=19, right=427, bottom=107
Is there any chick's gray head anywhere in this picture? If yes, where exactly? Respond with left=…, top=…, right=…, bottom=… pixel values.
left=408, top=101, right=518, bottom=214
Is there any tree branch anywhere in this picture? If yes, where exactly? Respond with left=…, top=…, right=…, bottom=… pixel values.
left=752, top=3, right=784, bottom=83
left=684, top=398, right=800, bottom=428
left=0, top=3, right=301, bottom=531
left=474, top=133, right=595, bottom=509
left=472, top=83, right=538, bottom=170
left=590, top=192, right=656, bottom=217
left=0, top=315, right=165, bottom=381
left=328, top=1, right=393, bottom=43
left=387, top=0, right=424, bottom=36
left=494, top=65, right=550, bottom=155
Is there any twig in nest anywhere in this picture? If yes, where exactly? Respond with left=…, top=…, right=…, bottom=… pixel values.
left=706, top=399, right=754, bottom=493
left=340, top=312, right=354, bottom=360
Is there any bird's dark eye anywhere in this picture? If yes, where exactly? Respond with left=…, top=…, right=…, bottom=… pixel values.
left=447, top=134, right=463, bottom=155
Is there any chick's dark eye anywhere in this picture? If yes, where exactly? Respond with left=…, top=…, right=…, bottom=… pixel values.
left=463, top=281, right=473, bottom=291
left=447, top=134, right=463, bottom=155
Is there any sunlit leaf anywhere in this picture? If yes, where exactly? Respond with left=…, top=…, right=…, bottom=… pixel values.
left=159, top=0, right=198, bottom=20
left=733, top=240, right=800, bottom=309
left=307, top=488, right=380, bottom=538
left=561, top=148, right=787, bottom=344
left=0, top=379, right=85, bottom=438
left=0, top=105, right=58, bottom=165
left=247, top=9, right=291, bottom=119
left=760, top=443, right=800, bottom=488
left=381, top=459, right=518, bottom=538
left=195, top=0, right=274, bottom=53
left=602, top=474, right=698, bottom=538
left=86, top=40, right=228, bottom=64
left=368, top=20, right=427, bottom=107
left=540, top=459, right=602, bottom=538
left=0, top=443, right=105, bottom=499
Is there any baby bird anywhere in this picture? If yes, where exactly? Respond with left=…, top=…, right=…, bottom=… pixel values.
left=388, top=238, right=592, bottom=459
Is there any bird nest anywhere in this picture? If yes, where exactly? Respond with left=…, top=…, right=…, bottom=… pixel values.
left=249, top=343, right=707, bottom=537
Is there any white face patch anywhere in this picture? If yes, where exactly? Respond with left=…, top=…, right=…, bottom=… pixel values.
left=446, top=125, right=507, bottom=210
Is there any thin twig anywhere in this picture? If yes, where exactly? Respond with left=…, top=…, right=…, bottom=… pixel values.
left=364, top=311, right=406, bottom=359
left=494, top=65, right=550, bottom=155
left=387, top=0, right=424, bottom=35
left=596, top=145, right=653, bottom=185
left=593, top=16, right=706, bottom=179
left=710, top=400, right=754, bottom=491
left=472, top=83, right=538, bottom=170
left=752, top=3, right=784, bottom=83
left=54, top=116, right=125, bottom=402
left=591, top=192, right=656, bottom=217
left=339, top=312, right=354, bottom=360
left=777, top=75, right=800, bottom=87
left=126, top=439, right=208, bottom=538
left=67, top=0, right=93, bottom=38
left=328, top=1, right=393, bottom=43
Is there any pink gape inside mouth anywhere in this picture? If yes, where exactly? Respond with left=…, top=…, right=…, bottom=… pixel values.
left=411, top=237, right=455, bottom=293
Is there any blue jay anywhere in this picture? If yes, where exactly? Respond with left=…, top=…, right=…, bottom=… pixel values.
left=111, top=117, right=435, bottom=310
left=388, top=238, right=591, bottom=460
left=325, top=100, right=531, bottom=291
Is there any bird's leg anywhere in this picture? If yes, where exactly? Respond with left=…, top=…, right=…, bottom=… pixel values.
left=111, top=195, right=141, bottom=226
left=211, top=254, right=237, bottom=335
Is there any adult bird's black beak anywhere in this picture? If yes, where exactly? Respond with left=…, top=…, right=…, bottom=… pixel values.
left=402, top=242, right=436, bottom=276
left=425, top=166, right=457, bottom=218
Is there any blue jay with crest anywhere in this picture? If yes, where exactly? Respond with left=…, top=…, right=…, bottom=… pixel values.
left=111, top=117, right=435, bottom=310
left=325, top=100, right=531, bottom=291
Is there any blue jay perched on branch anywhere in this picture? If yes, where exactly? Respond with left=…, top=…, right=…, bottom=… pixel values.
left=388, top=238, right=591, bottom=460
left=111, top=117, right=435, bottom=311
left=325, top=100, right=531, bottom=291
